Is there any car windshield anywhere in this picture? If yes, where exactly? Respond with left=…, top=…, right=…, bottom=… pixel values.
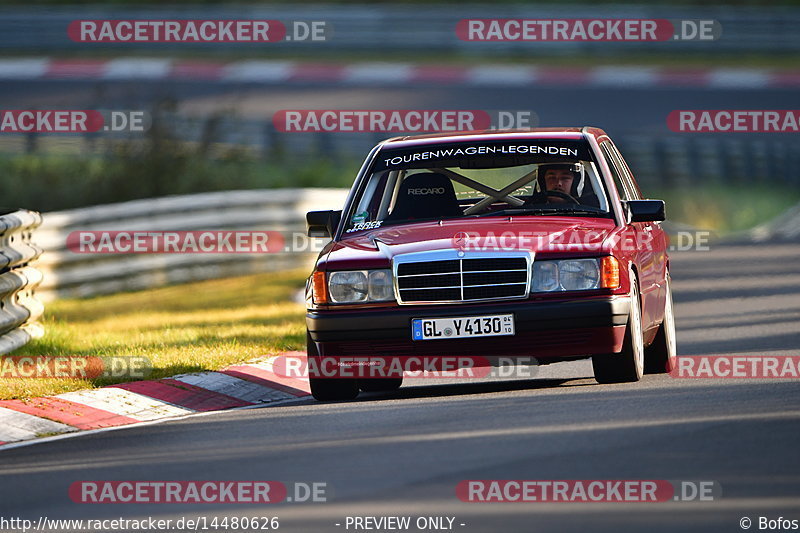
left=343, top=138, right=612, bottom=233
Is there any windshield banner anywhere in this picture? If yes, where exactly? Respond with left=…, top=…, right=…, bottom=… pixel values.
left=374, top=140, right=592, bottom=171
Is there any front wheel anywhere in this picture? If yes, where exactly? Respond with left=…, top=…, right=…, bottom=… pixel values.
left=307, top=331, right=359, bottom=402
left=644, top=273, right=677, bottom=374
left=309, top=376, right=359, bottom=401
left=592, top=271, right=644, bottom=384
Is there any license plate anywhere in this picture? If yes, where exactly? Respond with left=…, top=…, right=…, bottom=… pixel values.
left=412, top=314, right=515, bottom=341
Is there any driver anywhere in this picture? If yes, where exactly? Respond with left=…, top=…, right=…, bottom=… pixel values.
left=526, top=163, right=584, bottom=204
left=542, top=165, right=577, bottom=202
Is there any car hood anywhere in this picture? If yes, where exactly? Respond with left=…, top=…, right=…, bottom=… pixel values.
left=321, top=217, right=620, bottom=270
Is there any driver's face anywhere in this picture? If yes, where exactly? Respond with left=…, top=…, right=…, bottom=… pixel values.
left=544, top=170, right=575, bottom=195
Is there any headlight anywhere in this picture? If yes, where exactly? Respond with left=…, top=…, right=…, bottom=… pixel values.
left=559, top=259, right=600, bottom=291
left=531, top=257, right=617, bottom=292
left=329, top=271, right=368, bottom=303
left=532, top=261, right=559, bottom=292
left=368, top=270, right=394, bottom=301
left=325, top=270, right=395, bottom=304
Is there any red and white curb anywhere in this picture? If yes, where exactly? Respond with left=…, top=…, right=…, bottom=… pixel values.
left=0, top=352, right=310, bottom=447
left=0, top=58, right=798, bottom=88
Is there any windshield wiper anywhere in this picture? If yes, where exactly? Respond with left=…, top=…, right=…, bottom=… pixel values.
left=473, top=205, right=605, bottom=217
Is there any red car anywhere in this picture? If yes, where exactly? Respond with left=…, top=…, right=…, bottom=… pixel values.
left=304, top=127, right=676, bottom=401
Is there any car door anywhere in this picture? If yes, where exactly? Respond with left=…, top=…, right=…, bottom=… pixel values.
left=601, top=141, right=664, bottom=332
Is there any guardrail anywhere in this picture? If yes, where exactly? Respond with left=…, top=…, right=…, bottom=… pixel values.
left=35, top=188, right=349, bottom=301
left=21, top=185, right=795, bottom=306
left=0, top=209, right=44, bottom=355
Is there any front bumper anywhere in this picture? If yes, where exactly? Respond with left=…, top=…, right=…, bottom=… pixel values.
left=307, top=296, right=630, bottom=360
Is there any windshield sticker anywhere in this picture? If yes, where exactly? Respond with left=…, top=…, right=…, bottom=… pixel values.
left=375, top=142, right=589, bottom=171
left=351, top=210, right=370, bottom=224
left=383, top=145, right=578, bottom=167
left=347, top=220, right=383, bottom=232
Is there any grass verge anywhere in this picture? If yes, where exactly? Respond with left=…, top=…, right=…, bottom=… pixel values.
left=0, top=269, right=309, bottom=400
left=0, top=150, right=360, bottom=213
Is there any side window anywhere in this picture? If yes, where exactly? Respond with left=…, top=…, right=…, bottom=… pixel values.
left=600, top=143, right=633, bottom=201
left=607, top=141, right=642, bottom=199
left=352, top=171, right=387, bottom=222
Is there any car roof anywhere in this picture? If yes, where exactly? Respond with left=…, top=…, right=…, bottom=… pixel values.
left=379, top=127, right=607, bottom=148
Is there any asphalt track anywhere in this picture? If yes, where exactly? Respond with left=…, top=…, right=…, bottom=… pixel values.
left=2, top=77, right=799, bottom=532
left=0, top=240, right=798, bottom=533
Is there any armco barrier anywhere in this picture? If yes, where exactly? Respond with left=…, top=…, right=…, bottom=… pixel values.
left=35, top=188, right=349, bottom=301
left=0, top=209, right=44, bottom=355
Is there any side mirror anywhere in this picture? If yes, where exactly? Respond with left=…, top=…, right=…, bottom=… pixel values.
left=306, top=210, right=341, bottom=238
left=626, top=200, right=665, bottom=223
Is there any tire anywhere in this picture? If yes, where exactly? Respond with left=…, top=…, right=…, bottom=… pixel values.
left=644, top=273, right=677, bottom=374
left=592, top=271, right=644, bottom=384
left=307, top=331, right=359, bottom=402
left=310, top=377, right=359, bottom=401
left=359, top=377, right=403, bottom=393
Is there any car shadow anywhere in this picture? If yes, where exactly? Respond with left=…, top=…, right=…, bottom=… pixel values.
left=352, top=376, right=598, bottom=403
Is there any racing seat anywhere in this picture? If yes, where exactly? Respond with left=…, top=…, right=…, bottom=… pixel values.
left=578, top=191, right=601, bottom=208
left=386, top=172, right=462, bottom=221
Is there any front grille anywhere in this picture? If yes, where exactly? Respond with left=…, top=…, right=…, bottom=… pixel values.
left=394, top=254, right=530, bottom=304
left=398, top=273, right=460, bottom=289
left=398, top=260, right=459, bottom=276
left=464, top=284, right=525, bottom=300
left=399, top=288, right=462, bottom=302
left=463, top=270, right=527, bottom=285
